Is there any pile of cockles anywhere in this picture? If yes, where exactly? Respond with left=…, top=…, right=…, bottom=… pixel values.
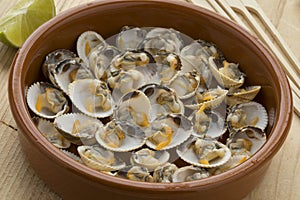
left=26, top=26, right=268, bottom=183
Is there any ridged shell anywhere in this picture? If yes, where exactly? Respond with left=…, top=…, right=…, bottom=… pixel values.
left=227, top=126, right=267, bottom=155
left=168, top=71, right=200, bottom=99
left=27, top=82, right=69, bottom=119
left=185, top=87, right=228, bottom=110
left=226, top=86, right=261, bottom=107
left=54, top=113, right=103, bottom=145
left=211, top=154, right=249, bottom=175
left=33, top=117, right=71, bottom=149
left=117, top=166, right=154, bottom=182
left=191, top=110, right=227, bottom=139
left=177, top=137, right=231, bottom=168
left=54, top=58, right=94, bottom=95
left=77, top=145, right=126, bottom=172
left=146, top=113, right=193, bottom=150
left=116, top=26, right=147, bottom=52
left=153, top=163, right=178, bottom=183
left=172, top=166, right=210, bottom=182
left=227, top=101, right=268, bottom=132
left=95, top=120, right=146, bottom=152
left=130, top=148, right=170, bottom=171
left=68, top=79, right=114, bottom=118
left=208, top=57, right=244, bottom=88
left=114, top=90, right=151, bottom=128
left=60, top=149, right=83, bottom=163
left=76, top=31, right=106, bottom=65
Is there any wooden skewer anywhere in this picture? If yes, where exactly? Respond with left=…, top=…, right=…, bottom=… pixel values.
left=190, top=0, right=300, bottom=115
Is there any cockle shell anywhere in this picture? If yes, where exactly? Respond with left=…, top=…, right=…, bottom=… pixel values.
left=226, top=101, right=268, bottom=132
left=153, top=163, right=178, bottom=183
left=117, top=166, right=154, bottom=182
left=116, top=26, right=147, bottom=52
left=95, top=120, right=146, bottom=152
left=146, top=113, right=193, bottom=150
left=177, top=137, right=231, bottom=168
left=33, top=117, right=71, bottom=149
left=76, top=31, right=106, bottom=65
left=54, top=113, right=103, bottom=145
left=130, top=148, right=170, bottom=171
left=68, top=79, right=114, bottom=118
left=77, top=145, right=126, bottom=172
left=226, top=86, right=261, bottom=107
left=172, top=165, right=210, bottom=182
left=27, top=82, right=69, bottom=119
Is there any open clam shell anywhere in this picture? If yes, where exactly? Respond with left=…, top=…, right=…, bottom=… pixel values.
left=108, top=69, right=148, bottom=102
left=177, top=137, right=231, bottom=168
left=116, top=26, right=147, bottom=52
left=227, top=101, right=268, bottom=132
left=191, top=110, right=227, bottom=139
left=138, top=83, right=185, bottom=118
left=211, top=154, right=249, bottom=175
left=168, top=71, right=200, bottom=99
left=68, top=79, right=114, bottom=118
left=77, top=145, right=126, bottom=172
left=27, top=82, right=69, bottom=119
left=146, top=113, right=193, bottom=150
left=226, top=86, right=261, bottom=107
left=76, top=31, right=106, bottom=65
left=42, top=49, right=77, bottom=86
left=130, top=148, right=170, bottom=172
left=54, top=113, right=103, bottom=145
left=95, top=120, right=146, bottom=152
left=153, top=163, right=178, bottom=183
left=54, top=58, right=94, bottom=95
left=89, top=45, right=120, bottom=80
left=117, top=166, right=154, bottom=182
left=226, top=126, right=267, bottom=155
left=208, top=57, right=245, bottom=88
left=185, top=86, right=228, bottom=110
left=60, top=149, right=83, bottom=163
left=33, top=117, right=71, bottom=149
left=114, top=90, right=151, bottom=128
left=172, top=166, right=210, bottom=183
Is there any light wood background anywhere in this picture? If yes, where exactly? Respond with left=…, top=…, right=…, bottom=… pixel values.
left=0, top=0, right=299, bottom=199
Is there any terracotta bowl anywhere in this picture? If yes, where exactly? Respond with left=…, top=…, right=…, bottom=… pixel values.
left=8, top=0, right=293, bottom=199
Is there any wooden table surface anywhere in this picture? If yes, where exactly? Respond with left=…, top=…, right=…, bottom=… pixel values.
left=0, top=0, right=299, bottom=199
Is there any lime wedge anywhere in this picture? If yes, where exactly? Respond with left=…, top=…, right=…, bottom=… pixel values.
left=0, top=0, right=56, bottom=48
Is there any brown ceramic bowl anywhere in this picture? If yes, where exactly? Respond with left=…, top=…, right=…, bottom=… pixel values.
left=8, top=0, right=293, bottom=199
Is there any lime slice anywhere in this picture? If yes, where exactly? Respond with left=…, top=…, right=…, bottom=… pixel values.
left=0, top=0, right=56, bottom=48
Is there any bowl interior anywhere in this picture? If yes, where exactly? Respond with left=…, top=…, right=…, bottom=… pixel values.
left=12, top=0, right=291, bottom=190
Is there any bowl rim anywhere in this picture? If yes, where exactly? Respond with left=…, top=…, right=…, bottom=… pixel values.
left=8, top=0, right=293, bottom=191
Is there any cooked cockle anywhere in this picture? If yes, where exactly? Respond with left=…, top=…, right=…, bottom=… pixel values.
left=27, top=82, right=69, bottom=119
left=227, top=126, right=267, bottom=155
left=146, top=114, right=192, bottom=150
left=88, top=45, right=120, bottom=80
left=168, top=71, right=199, bottom=99
left=114, top=90, right=151, bottom=128
left=117, top=166, right=154, bottom=182
left=186, top=86, right=228, bottom=110
left=153, top=163, right=178, bottom=183
left=68, top=79, right=114, bottom=118
left=96, top=120, right=146, bottom=152
left=226, top=86, right=261, bottom=107
left=42, top=49, right=77, bottom=86
left=227, top=101, right=268, bottom=132
left=130, top=148, right=170, bottom=171
left=33, top=117, right=71, bottom=149
left=142, top=27, right=184, bottom=55
left=116, top=26, right=147, bottom=52
left=76, top=31, right=106, bottom=66
left=208, top=57, right=245, bottom=88
left=54, top=113, right=103, bottom=145
left=154, top=51, right=182, bottom=83
left=77, top=145, right=126, bottom=172
left=138, top=83, right=184, bottom=117
left=177, top=137, right=231, bottom=168
left=54, top=58, right=94, bottom=94
left=172, top=166, right=210, bottom=183
left=107, top=69, right=147, bottom=101
left=192, top=104, right=210, bottom=135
